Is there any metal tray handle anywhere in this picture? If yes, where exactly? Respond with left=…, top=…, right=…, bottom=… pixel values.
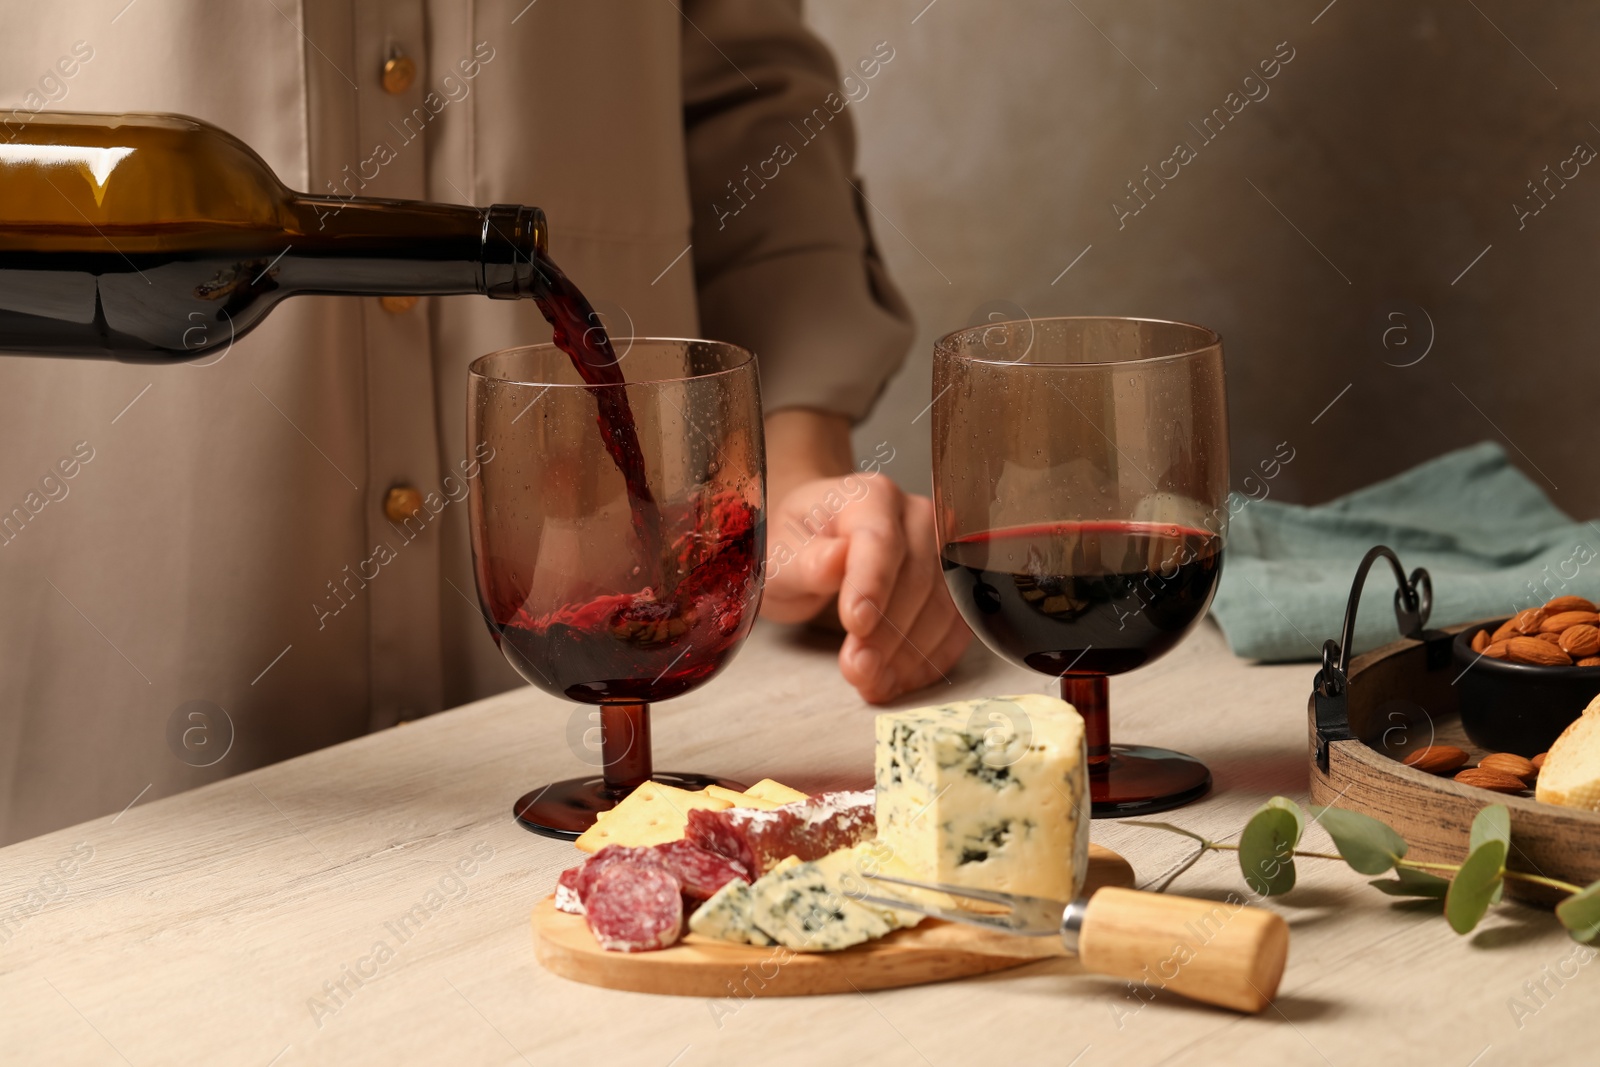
left=1311, top=545, right=1440, bottom=770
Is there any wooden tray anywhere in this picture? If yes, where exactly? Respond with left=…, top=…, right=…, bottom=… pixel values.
left=1308, top=619, right=1600, bottom=905
left=533, top=843, right=1134, bottom=996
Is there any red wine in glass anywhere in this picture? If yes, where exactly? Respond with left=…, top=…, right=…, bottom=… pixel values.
left=932, top=316, right=1230, bottom=817
left=491, top=492, right=761, bottom=705
left=469, top=311, right=764, bottom=838
left=942, top=521, right=1223, bottom=813
left=941, top=521, right=1223, bottom=676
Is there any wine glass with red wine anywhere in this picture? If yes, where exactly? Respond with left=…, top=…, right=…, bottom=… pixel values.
left=933, top=316, right=1228, bottom=817
left=468, top=339, right=764, bottom=837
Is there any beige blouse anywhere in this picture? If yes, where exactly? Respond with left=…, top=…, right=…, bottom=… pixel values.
left=0, top=0, right=911, bottom=844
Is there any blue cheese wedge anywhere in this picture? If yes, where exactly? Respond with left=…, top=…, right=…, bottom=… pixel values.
left=687, top=878, right=776, bottom=946
left=747, top=858, right=893, bottom=952
left=809, top=842, right=925, bottom=931
left=692, top=848, right=917, bottom=952
left=875, top=694, right=1088, bottom=902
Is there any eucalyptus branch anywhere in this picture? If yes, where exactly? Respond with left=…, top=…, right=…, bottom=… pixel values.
left=1150, top=842, right=1210, bottom=895
left=1129, top=797, right=1600, bottom=943
left=1208, top=842, right=1346, bottom=864
left=1502, top=869, right=1586, bottom=895
left=1391, top=859, right=1461, bottom=871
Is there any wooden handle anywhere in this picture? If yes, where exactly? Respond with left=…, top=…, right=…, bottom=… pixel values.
left=1075, top=887, right=1288, bottom=1013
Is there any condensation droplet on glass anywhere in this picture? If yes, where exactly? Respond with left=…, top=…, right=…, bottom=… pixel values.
left=631, top=565, right=642, bottom=576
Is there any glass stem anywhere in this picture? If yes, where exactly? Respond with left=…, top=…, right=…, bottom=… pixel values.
left=1062, top=674, right=1110, bottom=767
left=600, top=700, right=652, bottom=796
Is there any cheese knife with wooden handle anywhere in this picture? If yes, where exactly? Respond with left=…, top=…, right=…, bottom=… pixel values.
left=864, top=875, right=1289, bottom=1013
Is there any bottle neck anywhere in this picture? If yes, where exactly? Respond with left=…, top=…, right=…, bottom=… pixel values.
left=281, top=197, right=547, bottom=298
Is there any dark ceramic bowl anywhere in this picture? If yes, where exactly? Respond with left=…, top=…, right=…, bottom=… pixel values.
left=1452, top=621, right=1600, bottom=756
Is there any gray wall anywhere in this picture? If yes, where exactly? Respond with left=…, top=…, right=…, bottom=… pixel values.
left=806, top=0, right=1600, bottom=517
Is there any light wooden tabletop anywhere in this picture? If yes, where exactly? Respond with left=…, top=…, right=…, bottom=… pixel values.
left=0, top=619, right=1587, bottom=1065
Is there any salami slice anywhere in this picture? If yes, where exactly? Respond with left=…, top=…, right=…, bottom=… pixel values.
left=687, top=790, right=876, bottom=876
left=653, top=838, right=749, bottom=901
left=574, top=844, right=666, bottom=904
left=584, top=863, right=685, bottom=952
left=554, top=866, right=584, bottom=914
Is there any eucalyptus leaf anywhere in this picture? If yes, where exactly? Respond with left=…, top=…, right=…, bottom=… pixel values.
left=1555, top=878, right=1600, bottom=943
left=1263, top=796, right=1306, bottom=845
left=1469, top=805, right=1511, bottom=852
left=1445, top=840, right=1507, bottom=934
left=1239, top=803, right=1301, bottom=896
left=1469, top=806, right=1511, bottom=906
left=1312, top=805, right=1409, bottom=875
left=1369, top=866, right=1450, bottom=898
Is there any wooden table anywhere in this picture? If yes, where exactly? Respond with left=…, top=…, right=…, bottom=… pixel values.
left=0, top=620, right=1587, bottom=1065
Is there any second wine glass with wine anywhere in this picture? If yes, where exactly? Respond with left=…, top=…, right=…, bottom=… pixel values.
left=933, top=316, right=1229, bottom=817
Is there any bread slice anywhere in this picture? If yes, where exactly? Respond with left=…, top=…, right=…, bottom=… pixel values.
left=1535, top=712, right=1600, bottom=810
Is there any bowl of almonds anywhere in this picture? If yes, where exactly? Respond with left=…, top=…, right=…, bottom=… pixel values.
left=1452, top=595, right=1600, bottom=756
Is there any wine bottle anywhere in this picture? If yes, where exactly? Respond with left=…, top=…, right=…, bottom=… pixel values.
left=0, top=111, right=547, bottom=360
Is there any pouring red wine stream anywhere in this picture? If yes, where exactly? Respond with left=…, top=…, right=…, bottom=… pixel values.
left=526, top=251, right=660, bottom=556
left=489, top=249, right=760, bottom=708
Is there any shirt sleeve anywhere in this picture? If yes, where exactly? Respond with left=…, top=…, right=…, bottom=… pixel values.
left=680, top=0, right=913, bottom=422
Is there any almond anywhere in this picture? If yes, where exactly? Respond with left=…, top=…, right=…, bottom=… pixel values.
left=1560, top=624, right=1600, bottom=657
left=1543, top=610, right=1600, bottom=633
left=1454, top=767, right=1528, bottom=793
left=1471, top=629, right=1491, bottom=653
left=1581, top=657, right=1600, bottom=667
left=1539, top=631, right=1563, bottom=645
left=1479, top=752, right=1537, bottom=782
left=1543, top=595, right=1598, bottom=614
left=1510, top=608, right=1547, bottom=635
left=1491, top=620, right=1521, bottom=642
left=1484, top=641, right=1510, bottom=659
left=1402, top=745, right=1470, bottom=774
left=1532, top=751, right=1548, bottom=771
left=1506, top=636, right=1572, bottom=666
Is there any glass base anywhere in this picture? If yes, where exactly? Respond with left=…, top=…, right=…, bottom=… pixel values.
left=513, top=771, right=748, bottom=839
left=1089, top=744, right=1211, bottom=818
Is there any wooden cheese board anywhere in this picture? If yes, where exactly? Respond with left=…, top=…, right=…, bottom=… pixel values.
left=533, top=843, right=1135, bottom=996
left=1308, top=547, right=1600, bottom=905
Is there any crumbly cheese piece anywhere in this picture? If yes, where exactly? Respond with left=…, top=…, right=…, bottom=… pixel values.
left=574, top=781, right=732, bottom=853
left=810, top=842, right=925, bottom=930
left=691, top=843, right=924, bottom=952
left=686, top=878, right=775, bottom=945
left=691, top=856, right=799, bottom=946
left=875, top=694, right=1088, bottom=902
left=1536, top=711, right=1600, bottom=810
left=747, top=859, right=892, bottom=952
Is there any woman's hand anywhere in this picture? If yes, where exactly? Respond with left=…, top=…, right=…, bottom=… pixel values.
left=759, top=410, right=970, bottom=704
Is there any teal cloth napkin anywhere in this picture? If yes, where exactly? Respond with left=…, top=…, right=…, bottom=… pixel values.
left=1209, top=442, right=1600, bottom=662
